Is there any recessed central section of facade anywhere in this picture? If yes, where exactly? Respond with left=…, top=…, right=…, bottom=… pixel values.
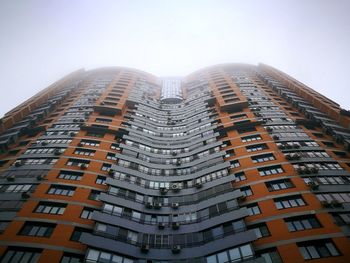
left=160, top=77, right=183, bottom=103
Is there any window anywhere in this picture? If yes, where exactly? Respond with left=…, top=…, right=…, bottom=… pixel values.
left=285, top=215, right=321, bottom=232
left=241, top=186, right=253, bottom=197
left=274, top=195, right=306, bottom=209
left=230, top=160, right=240, bottom=168
left=19, top=158, right=58, bottom=166
left=35, top=202, right=66, bottom=215
left=101, top=163, right=112, bottom=171
left=81, top=208, right=94, bottom=219
left=110, top=143, right=120, bottom=150
left=332, top=212, right=350, bottom=226
left=252, top=153, right=275, bottom=163
left=106, top=153, right=117, bottom=160
left=237, top=126, right=257, bottom=134
left=258, top=165, right=284, bottom=176
left=85, top=248, right=134, bottom=263
left=95, top=175, right=106, bottom=185
left=36, top=139, right=72, bottom=145
left=1, top=184, right=33, bottom=193
left=247, top=204, right=261, bottom=216
left=1, top=247, right=41, bottom=263
left=241, top=134, right=262, bottom=143
left=73, top=148, right=95, bottom=156
left=0, top=221, right=10, bottom=234
left=70, top=227, right=91, bottom=242
left=248, top=223, right=270, bottom=238
left=79, top=140, right=100, bottom=147
left=304, top=176, right=350, bottom=185
left=265, top=179, right=294, bottom=191
left=304, top=141, right=319, bottom=147
left=257, top=248, right=283, bottom=263
left=293, top=162, right=343, bottom=172
left=86, top=132, right=105, bottom=138
left=58, top=171, right=83, bottom=181
left=89, top=190, right=101, bottom=201
left=235, top=172, right=246, bottom=182
left=24, top=148, right=55, bottom=155
left=66, top=158, right=90, bottom=168
left=47, top=185, right=75, bottom=196
left=60, top=253, right=83, bottom=263
left=230, top=113, right=247, bottom=120
left=316, top=193, right=350, bottom=204
left=246, top=143, right=268, bottom=152
left=322, top=141, right=335, bottom=147
left=118, top=160, right=130, bottom=168
left=298, top=240, right=340, bottom=260
left=95, top=118, right=112, bottom=123
left=225, top=149, right=235, bottom=157
left=302, top=151, right=330, bottom=158
left=103, top=203, right=123, bottom=216
left=19, top=222, right=55, bottom=237
left=127, top=230, right=138, bottom=244
left=206, top=244, right=254, bottom=263
left=19, top=140, right=30, bottom=146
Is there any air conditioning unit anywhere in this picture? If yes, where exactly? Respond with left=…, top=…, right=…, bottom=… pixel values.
left=278, top=144, right=286, bottom=150
left=320, top=200, right=332, bottom=208
left=331, top=200, right=343, bottom=208
left=171, top=183, right=180, bottom=192
left=306, top=181, right=319, bottom=190
left=310, top=167, right=319, bottom=174
left=80, top=164, right=87, bottom=170
left=154, top=202, right=162, bottom=209
left=160, top=187, right=168, bottom=195
left=172, top=245, right=181, bottom=253
left=238, top=195, right=246, bottom=202
left=21, top=192, right=30, bottom=199
left=140, top=244, right=149, bottom=253
left=195, top=181, right=202, bottom=189
left=292, top=153, right=301, bottom=160
left=285, top=144, right=293, bottom=149
left=158, top=222, right=165, bottom=229
left=54, top=149, right=63, bottom=156
left=171, top=202, right=179, bottom=209
left=14, top=160, right=23, bottom=167
left=36, top=175, right=45, bottom=181
left=285, top=154, right=292, bottom=160
left=172, top=222, right=180, bottom=230
left=145, top=202, right=153, bottom=209
left=296, top=167, right=305, bottom=174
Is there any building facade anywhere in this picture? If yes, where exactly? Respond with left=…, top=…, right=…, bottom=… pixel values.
left=0, top=64, right=350, bottom=263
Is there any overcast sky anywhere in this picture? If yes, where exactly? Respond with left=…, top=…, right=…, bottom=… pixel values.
left=0, top=0, right=349, bottom=117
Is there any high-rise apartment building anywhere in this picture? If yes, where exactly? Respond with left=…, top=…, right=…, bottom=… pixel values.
left=1, top=64, right=350, bottom=263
